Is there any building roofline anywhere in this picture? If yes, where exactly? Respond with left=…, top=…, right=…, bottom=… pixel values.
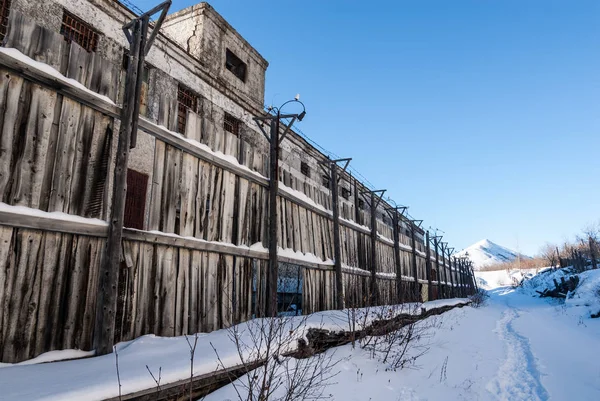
left=163, top=2, right=268, bottom=69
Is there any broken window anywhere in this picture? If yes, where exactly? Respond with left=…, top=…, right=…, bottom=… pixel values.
left=224, top=112, right=241, bottom=136
left=0, top=0, right=11, bottom=43
left=300, top=161, right=310, bottom=177
left=177, top=84, right=199, bottom=134
left=225, top=48, right=247, bottom=82
left=341, top=187, right=351, bottom=200
left=124, top=169, right=148, bottom=230
left=321, top=174, right=330, bottom=189
left=61, top=10, right=99, bottom=52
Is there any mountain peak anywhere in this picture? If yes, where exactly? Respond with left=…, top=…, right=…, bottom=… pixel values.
left=455, top=239, right=529, bottom=270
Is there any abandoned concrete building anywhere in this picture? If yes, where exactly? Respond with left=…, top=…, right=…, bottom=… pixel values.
left=0, top=0, right=475, bottom=363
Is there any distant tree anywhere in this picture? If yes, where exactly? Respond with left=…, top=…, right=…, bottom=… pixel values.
left=540, top=243, right=558, bottom=269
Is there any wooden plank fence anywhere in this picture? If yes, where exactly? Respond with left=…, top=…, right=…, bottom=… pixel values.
left=0, top=10, right=476, bottom=363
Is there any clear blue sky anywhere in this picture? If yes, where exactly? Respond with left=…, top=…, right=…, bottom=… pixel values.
left=134, top=0, right=600, bottom=255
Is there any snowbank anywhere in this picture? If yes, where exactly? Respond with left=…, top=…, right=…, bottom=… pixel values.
left=475, top=268, right=541, bottom=290
left=0, top=299, right=469, bottom=401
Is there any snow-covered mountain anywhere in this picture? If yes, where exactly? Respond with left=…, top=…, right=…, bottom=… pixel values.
left=454, top=239, right=530, bottom=270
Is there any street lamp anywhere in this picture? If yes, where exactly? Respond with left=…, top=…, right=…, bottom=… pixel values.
left=254, top=99, right=306, bottom=317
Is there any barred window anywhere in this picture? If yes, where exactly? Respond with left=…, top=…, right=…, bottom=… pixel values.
left=300, top=161, right=310, bottom=177
left=177, top=84, right=199, bottom=134
left=60, top=10, right=98, bottom=52
left=0, top=0, right=11, bottom=43
left=225, top=48, right=247, bottom=82
left=224, top=113, right=240, bottom=136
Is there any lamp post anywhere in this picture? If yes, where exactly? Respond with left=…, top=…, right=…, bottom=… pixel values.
left=254, top=99, right=306, bottom=317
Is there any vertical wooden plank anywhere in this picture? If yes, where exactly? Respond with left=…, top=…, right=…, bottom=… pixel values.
left=0, top=226, right=14, bottom=358
left=48, top=99, right=81, bottom=213
left=0, top=74, right=25, bottom=200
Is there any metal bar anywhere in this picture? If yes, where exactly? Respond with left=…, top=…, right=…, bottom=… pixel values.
left=143, top=1, right=171, bottom=55
left=279, top=116, right=297, bottom=142
left=253, top=119, right=271, bottom=142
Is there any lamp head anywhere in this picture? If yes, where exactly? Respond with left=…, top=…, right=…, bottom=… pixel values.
left=297, top=110, right=306, bottom=121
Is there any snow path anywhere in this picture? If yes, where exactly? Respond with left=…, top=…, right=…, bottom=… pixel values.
left=208, top=285, right=600, bottom=401
left=486, top=307, right=549, bottom=401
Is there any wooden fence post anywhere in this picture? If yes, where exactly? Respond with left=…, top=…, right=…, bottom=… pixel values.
left=426, top=231, right=433, bottom=301
left=320, top=158, right=351, bottom=310
left=94, top=19, right=143, bottom=356
left=434, top=236, right=442, bottom=299
left=447, top=248, right=455, bottom=298
left=410, top=223, right=419, bottom=301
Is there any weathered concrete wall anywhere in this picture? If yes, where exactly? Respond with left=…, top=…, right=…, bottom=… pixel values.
left=162, top=3, right=268, bottom=109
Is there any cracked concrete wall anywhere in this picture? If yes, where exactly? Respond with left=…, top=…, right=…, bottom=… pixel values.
left=162, top=2, right=267, bottom=111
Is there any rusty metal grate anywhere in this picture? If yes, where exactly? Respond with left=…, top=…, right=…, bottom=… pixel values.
left=223, top=113, right=240, bottom=136
left=124, top=169, right=148, bottom=230
left=60, top=10, right=99, bottom=52
left=177, top=84, right=198, bottom=134
left=0, top=0, right=11, bottom=43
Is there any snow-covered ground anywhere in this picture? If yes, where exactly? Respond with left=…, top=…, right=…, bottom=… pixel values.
left=0, top=299, right=467, bottom=400
left=2, top=268, right=599, bottom=400
left=476, top=268, right=544, bottom=289
left=209, top=269, right=600, bottom=401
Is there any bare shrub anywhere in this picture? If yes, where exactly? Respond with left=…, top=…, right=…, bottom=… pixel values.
left=469, top=288, right=488, bottom=308
left=212, top=315, right=340, bottom=401
left=358, top=303, right=439, bottom=371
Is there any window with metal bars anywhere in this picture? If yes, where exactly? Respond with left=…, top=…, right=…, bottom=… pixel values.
left=60, top=10, right=99, bottom=52
left=300, top=161, right=310, bottom=177
left=225, top=48, right=247, bottom=82
left=124, top=169, right=148, bottom=230
left=0, top=0, right=11, bottom=43
left=223, top=112, right=240, bottom=136
left=177, top=84, right=199, bottom=134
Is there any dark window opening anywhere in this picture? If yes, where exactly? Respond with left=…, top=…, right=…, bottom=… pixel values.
left=300, top=161, right=310, bottom=177
left=224, top=112, right=241, bottom=136
left=322, top=174, right=330, bottom=189
left=225, top=48, right=247, bottom=82
left=124, top=169, right=148, bottom=230
left=61, top=10, right=99, bottom=52
left=341, top=187, right=351, bottom=200
left=177, top=84, right=199, bottom=134
left=358, top=199, right=365, bottom=209
left=0, top=0, right=11, bottom=43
